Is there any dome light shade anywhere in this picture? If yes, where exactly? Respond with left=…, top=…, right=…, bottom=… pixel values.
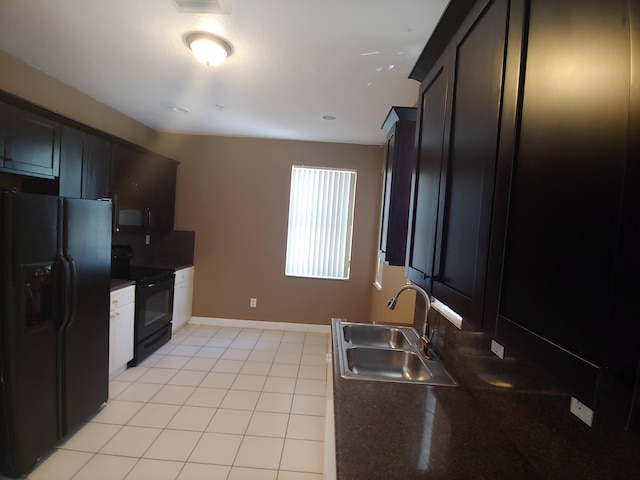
left=185, top=32, right=232, bottom=66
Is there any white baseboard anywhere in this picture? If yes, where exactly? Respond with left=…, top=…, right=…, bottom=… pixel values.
left=187, top=316, right=331, bottom=335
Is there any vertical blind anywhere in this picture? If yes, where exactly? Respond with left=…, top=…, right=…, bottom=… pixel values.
left=285, top=166, right=357, bottom=280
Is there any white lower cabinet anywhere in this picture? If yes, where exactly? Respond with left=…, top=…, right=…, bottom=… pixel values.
left=109, top=285, right=135, bottom=380
left=172, top=266, right=194, bottom=333
left=325, top=350, right=336, bottom=480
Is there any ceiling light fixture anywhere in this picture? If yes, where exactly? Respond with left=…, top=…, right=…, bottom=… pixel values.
left=185, top=32, right=232, bottom=66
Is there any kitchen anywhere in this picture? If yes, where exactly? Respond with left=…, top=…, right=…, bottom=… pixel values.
left=2, top=0, right=640, bottom=479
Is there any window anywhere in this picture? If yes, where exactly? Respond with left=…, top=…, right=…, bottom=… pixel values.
left=285, top=165, right=357, bottom=280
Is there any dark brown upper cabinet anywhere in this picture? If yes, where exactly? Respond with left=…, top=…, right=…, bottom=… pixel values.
left=485, top=0, right=640, bottom=424
left=378, top=107, right=416, bottom=266
left=0, top=101, right=60, bottom=179
left=59, top=125, right=111, bottom=200
left=83, top=135, right=111, bottom=200
left=406, top=0, right=509, bottom=329
left=111, top=143, right=177, bottom=233
left=411, top=0, right=640, bottom=428
left=0, top=90, right=179, bottom=235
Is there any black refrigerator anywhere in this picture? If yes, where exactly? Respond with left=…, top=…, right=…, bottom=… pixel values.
left=0, top=191, right=112, bottom=477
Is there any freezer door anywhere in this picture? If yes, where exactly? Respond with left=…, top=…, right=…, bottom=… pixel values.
left=0, top=192, right=60, bottom=477
left=61, top=197, right=112, bottom=435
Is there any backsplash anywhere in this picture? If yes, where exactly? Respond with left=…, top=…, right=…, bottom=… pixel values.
left=112, top=230, right=195, bottom=267
left=421, top=304, right=640, bottom=479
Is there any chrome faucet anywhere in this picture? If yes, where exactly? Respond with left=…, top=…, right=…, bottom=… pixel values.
left=387, top=283, right=432, bottom=352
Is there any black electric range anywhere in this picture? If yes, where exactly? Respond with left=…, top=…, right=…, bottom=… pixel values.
left=111, top=245, right=176, bottom=365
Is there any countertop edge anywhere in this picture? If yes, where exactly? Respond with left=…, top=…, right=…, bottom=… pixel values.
left=110, top=279, right=135, bottom=291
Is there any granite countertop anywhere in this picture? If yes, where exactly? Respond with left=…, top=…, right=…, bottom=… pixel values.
left=331, top=328, right=543, bottom=480
left=137, top=262, right=194, bottom=271
left=110, top=278, right=135, bottom=291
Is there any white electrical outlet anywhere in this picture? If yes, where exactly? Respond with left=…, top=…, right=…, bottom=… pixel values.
left=145, top=234, right=151, bottom=245
left=570, top=397, right=594, bottom=427
left=250, top=298, right=257, bottom=308
left=490, top=340, right=505, bottom=359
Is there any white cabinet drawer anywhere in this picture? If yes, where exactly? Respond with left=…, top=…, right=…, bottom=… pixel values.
left=109, top=302, right=135, bottom=379
left=109, top=285, right=136, bottom=380
left=110, top=285, right=135, bottom=311
left=175, top=266, right=194, bottom=284
left=172, top=267, right=194, bottom=333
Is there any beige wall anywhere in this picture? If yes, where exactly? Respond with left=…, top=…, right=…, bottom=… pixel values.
left=0, top=51, right=157, bottom=150
left=370, top=262, right=415, bottom=325
left=157, top=133, right=382, bottom=325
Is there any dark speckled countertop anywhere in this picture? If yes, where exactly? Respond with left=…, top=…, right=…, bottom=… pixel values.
left=110, top=278, right=135, bottom=291
left=331, top=323, right=543, bottom=480
left=135, top=262, right=194, bottom=271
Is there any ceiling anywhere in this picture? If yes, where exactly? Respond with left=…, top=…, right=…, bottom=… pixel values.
left=0, top=0, right=450, bottom=146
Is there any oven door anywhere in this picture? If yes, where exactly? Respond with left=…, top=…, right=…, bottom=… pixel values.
left=135, top=275, right=175, bottom=341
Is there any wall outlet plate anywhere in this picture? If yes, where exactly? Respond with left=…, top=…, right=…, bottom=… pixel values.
left=250, top=298, right=257, bottom=308
left=490, top=340, right=505, bottom=359
left=570, top=397, right=594, bottom=427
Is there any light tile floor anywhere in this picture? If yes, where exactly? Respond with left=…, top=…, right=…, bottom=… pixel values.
left=24, top=324, right=329, bottom=480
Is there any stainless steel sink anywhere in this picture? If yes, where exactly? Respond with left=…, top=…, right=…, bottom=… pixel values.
left=346, top=347, right=431, bottom=381
left=332, top=319, right=458, bottom=386
left=342, top=324, right=413, bottom=349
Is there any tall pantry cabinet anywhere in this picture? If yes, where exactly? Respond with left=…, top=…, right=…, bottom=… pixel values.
left=408, top=0, right=640, bottom=429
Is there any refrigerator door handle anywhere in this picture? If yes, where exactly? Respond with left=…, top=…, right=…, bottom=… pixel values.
left=64, top=255, right=77, bottom=329
left=54, top=255, right=72, bottom=330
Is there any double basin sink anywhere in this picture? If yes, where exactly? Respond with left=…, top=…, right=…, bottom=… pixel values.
left=332, top=318, right=458, bottom=386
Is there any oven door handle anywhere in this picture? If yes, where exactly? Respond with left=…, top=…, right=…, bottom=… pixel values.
left=141, top=277, right=172, bottom=289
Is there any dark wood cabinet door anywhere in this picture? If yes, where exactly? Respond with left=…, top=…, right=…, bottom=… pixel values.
left=59, top=128, right=112, bottom=200
left=406, top=59, right=448, bottom=289
left=405, top=61, right=448, bottom=291
left=155, top=161, right=177, bottom=231
left=379, top=132, right=395, bottom=259
left=83, top=135, right=111, bottom=200
left=59, top=125, right=84, bottom=198
left=431, top=0, right=508, bottom=327
left=615, top=0, right=640, bottom=433
left=0, top=108, right=5, bottom=166
left=492, top=0, right=633, bottom=410
left=378, top=108, right=416, bottom=266
left=143, top=155, right=176, bottom=231
left=0, top=103, right=60, bottom=178
left=111, top=143, right=144, bottom=193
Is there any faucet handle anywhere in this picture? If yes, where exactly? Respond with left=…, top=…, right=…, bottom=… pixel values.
left=417, top=337, right=433, bottom=360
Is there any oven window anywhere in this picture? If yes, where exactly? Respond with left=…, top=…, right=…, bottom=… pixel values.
left=144, top=289, right=171, bottom=327
left=118, top=209, right=143, bottom=227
